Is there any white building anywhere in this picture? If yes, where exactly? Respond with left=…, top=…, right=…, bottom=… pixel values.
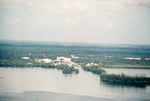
left=42, top=58, right=52, bottom=63
left=35, top=58, right=52, bottom=63
left=86, top=63, right=98, bottom=67
left=124, top=58, right=141, bottom=60
left=22, top=57, right=30, bottom=59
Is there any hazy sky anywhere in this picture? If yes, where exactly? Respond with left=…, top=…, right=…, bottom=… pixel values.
left=0, top=0, right=150, bottom=44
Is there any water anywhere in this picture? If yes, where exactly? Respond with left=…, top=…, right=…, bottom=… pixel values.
left=0, top=67, right=150, bottom=101
left=102, top=68, right=150, bottom=77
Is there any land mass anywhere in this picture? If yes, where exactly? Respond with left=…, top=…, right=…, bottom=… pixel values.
left=0, top=40, right=150, bottom=85
left=1, top=40, right=150, bottom=68
left=101, top=73, right=150, bottom=87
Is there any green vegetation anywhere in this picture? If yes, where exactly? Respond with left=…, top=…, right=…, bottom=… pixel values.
left=1, top=41, right=150, bottom=85
left=0, top=41, right=150, bottom=69
left=63, top=67, right=79, bottom=74
left=55, top=65, right=79, bottom=74
left=101, top=73, right=150, bottom=86
left=83, top=66, right=106, bottom=75
left=0, top=58, right=55, bottom=68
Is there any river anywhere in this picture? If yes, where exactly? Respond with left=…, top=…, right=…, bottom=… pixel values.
left=0, top=67, right=150, bottom=101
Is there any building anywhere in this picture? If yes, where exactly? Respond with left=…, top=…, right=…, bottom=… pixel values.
left=86, top=63, right=98, bottom=67
left=22, top=57, right=30, bottom=59
left=42, top=58, right=52, bottom=63
left=124, top=58, right=141, bottom=60
left=35, top=58, right=52, bottom=63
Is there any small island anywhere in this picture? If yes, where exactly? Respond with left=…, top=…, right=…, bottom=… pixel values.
left=101, top=73, right=150, bottom=86
left=63, top=67, right=79, bottom=74
left=81, top=65, right=150, bottom=87
left=55, top=65, right=79, bottom=74
left=83, top=66, right=106, bottom=75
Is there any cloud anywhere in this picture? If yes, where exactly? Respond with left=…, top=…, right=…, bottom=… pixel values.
left=0, top=0, right=20, bottom=3
left=140, top=0, right=150, bottom=4
left=91, top=0, right=149, bottom=12
left=124, top=0, right=150, bottom=5
left=103, top=1, right=123, bottom=12
left=37, top=3, right=53, bottom=11
left=24, top=1, right=36, bottom=7
left=122, top=0, right=137, bottom=6
left=5, top=18, right=20, bottom=24
left=0, top=0, right=37, bottom=8
left=89, top=0, right=124, bottom=12
left=0, top=0, right=89, bottom=15
left=62, top=0, right=89, bottom=12
left=66, top=18, right=76, bottom=24
left=105, top=21, right=117, bottom=29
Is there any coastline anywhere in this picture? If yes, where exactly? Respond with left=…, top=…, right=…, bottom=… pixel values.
left=0, top=91, right=114, bottom=101
left=1, top=91, right=148, bottom=101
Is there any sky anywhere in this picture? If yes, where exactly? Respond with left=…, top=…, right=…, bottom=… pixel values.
left=0, top=0, right=150, bottom=45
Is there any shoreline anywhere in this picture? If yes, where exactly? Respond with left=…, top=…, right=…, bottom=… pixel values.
left=0, top=91, right=114, bottom=101
left=1, top=66, right=150, bottom=69
left=1, top=91, right=147, bottom=101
